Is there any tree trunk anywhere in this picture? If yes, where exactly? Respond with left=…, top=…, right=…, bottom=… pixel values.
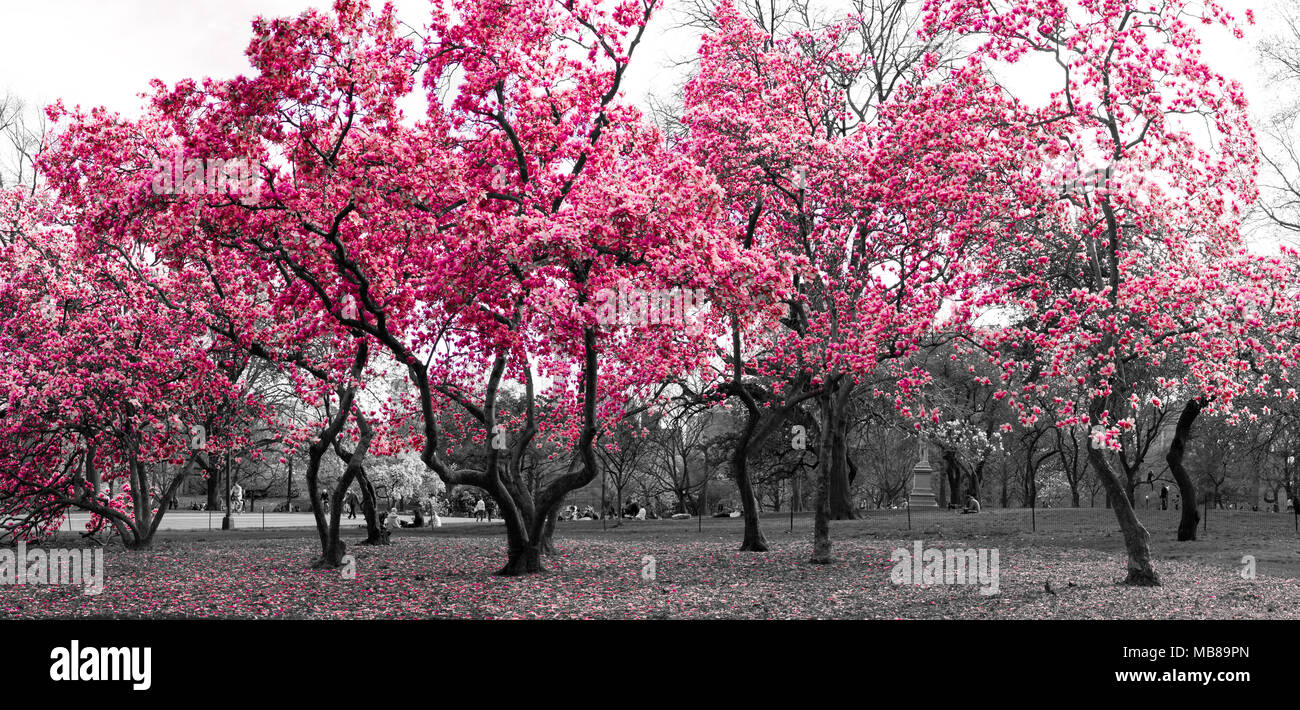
left=540, top=505, right=560, bottom=555
left=319, top=467, right=356, bottom=568
left=811, top=468, right=833, bottom=563
left=304, top=347, right=369, bottom=568
left=355, top=467, right=384, bottom=545
left=500, top=543, right=543, bottom=575
left=1022, top=444, right=1037, bottom=508
left=1165, top=398, right=1204, bottom=541
left=205, top=467, right=221, bottom=510
left=730, top=404, right=770, bottom=552
left=1000, top=464, right=1009, bottom=508
left=827, top=392, right=857, bottom=519
left=1086, top=442, right=1159, bottom=585
left=722, top=314, right=770, bottom=551
left=810, top=388, right=835, bottom=564
left=496, top=491, right=553, bottom=576
left=336, top=434, right=384, bottom=546
left=85, top=443, right=101, bottom=497
left=943, top=450, right=963, bottom=509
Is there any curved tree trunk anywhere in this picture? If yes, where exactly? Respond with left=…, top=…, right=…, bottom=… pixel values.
left=540, top=504, right=560, bottom=555
left=408, top=328, right=605, bottom=576
left=319, top=467, right=357, bottom=568
left=78, top=457, right=194, bottom=551
left=1165, top=397, right=1204, bottom=541
left=305, top=443, right=337, bottom=565
left=730, top=411, right=771, bottom=552
left=305, top=343, right=369, bottom=568
left=722, top=310, right=771, bottom=552
left=354, top=467, right=384, bottom=545
left=493, top=473, right=553, bottom=576
left=322, top=414, right=375, bottom=567
left=1087, top=440, right=1160, bottom=586
left=335, top=434, right=384, bottom=546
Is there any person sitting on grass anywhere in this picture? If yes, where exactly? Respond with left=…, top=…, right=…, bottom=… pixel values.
left=384, top=508, right=400, bottom=530
left=961, top=495, right=981, bottom=514
left=401, top=507, right=425, bottom=528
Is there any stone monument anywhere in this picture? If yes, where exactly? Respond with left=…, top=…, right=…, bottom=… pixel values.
left=909, top=434, right=939, bottom=509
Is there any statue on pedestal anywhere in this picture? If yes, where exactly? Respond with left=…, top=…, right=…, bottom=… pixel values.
left=909, top=429, right=939, bottom=509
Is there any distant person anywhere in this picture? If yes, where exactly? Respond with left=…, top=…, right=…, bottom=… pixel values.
left=346, top=491, right=359, bottom=519
left=321, top=491, right=331, bottom=515
left=961, top=495, right=981, bottom=514
left=474, top=498, right=486, bottom=522
left=635, top=506, right=647, bottom=521
left=1160, top=485, right=1169, bottom=510
left=384, top=508, right=399, bottom=530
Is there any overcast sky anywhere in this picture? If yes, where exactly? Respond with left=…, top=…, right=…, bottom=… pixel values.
left=0, top=0, right=692, bottom=116
left=0, top=0, right=1286, bottom=120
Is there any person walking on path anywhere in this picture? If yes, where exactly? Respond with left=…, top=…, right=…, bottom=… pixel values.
left=474, top=498, right=486, bottom=522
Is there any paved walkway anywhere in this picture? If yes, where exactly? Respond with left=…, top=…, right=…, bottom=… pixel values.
left=56, top=511, right=503, bottom=531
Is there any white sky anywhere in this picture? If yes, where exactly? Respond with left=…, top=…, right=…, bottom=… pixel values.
left=0, top=0, right=692, bottom=116
left=0, top=0, right=1284, bottom=116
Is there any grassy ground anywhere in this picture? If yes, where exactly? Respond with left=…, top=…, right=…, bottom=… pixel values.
left=2, top=507, right=1295, bottom=619
left=411, top=506, right=1300, bottom=579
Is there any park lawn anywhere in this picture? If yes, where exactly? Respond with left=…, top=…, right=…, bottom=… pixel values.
left=1, top=508, right=1295, bottom=619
